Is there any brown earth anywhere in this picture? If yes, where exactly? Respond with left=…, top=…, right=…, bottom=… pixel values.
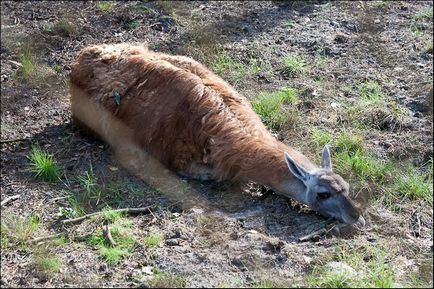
left=1, top=1, right=433, bottom=288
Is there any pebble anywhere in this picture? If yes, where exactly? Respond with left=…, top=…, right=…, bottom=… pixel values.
left=141, top=266, right=153, bottom=275
left=325, top=262, right=357, bottom=277
left=165, top=238, right=180, bottom=246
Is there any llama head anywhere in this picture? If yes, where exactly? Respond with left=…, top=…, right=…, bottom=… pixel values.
left=284, top=145, right=365, bottom=226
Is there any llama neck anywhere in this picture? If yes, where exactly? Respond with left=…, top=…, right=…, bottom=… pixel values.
left=212, top=138, right=316, bottom=204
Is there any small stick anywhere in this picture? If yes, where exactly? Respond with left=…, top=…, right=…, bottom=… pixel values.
left=28, top=233, right=65, bottom=244
left=61, top=206, right=155, bottom=225
left=103, top=220, right=117, bottom=247
left=51, top=196, right=70, bottom=202
left=298, top=228, right=327, bottom=242
left=0, top=138, right=28, bottom=144
left=1, top=194, right=21, bottom=206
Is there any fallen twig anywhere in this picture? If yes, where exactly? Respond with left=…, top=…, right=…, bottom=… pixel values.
left=102, top=220, right=117, bottom=247
left=1, top=194, right=21, bottom=206
left=61, top=206, right=155, bottom=225
left=298, top=228, right=327, bottom=242
left=0, top=138, right=28, bottom=144
left=28, top=233, right=65, bottom=244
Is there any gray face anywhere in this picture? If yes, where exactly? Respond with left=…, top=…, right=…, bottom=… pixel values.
left=284, top=145, right=365, bottom=226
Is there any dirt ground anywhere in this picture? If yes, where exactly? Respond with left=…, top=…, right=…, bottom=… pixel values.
left=1, top=1, right=433, bottom=288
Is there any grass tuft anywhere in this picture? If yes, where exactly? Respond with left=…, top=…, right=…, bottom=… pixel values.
left=252, top=87, right=298, bottom=129
left=96, top=1, right=115, bottom=13
left=33, top=255, right=62, bottom=274
left=52, top=19, right=77, bottom=37
left=311, top=128, right=333, bottom=150
left=85, top=217, right=135, bottom=265
left=27, top=145, right=60, bottom=182
left=394, top=163, right=433, bottom=203
left=144, top=234, right=163, bottom=248
left=19, top=46, right=37, bottom=80
left=211, top=50, right=262, bottom=85
left=281, top=54, right=305, bottom=75
left=149, top=272, right=187, bottom=288
left=99, top=247, right=130, bottom=266
left=306, top=243, right=395, bottom=288
left=358, top=80, right=383, bottom=104
left=1, top=213, right=40, bottom=247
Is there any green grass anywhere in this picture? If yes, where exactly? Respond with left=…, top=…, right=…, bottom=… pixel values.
left=252, top=87, right=298, bottom=129
left=358, top=80, right=383, bottom=104
left=99, top=247, right=130, bottom=266
left=425, top=39, right=433, bottom=53
left=96, top=1, right=115, bottom=13
left=319, top=131, right=390, bottom=183
left=65, top=166, right=140, bottom=217
left=149, top=272, right=187, bottom=288
left=33, top=255, right=62, bottom=273
left=78, top=162, right=97, bottom=195
left=86, top=218, right=136, bottom=265
left=340, top=81, right=408, bottom=131
left=127, top=20, right=140, bottom=30
left=414, top=7, right=433, bottom=21
left=19, top=46, right=37, bottom=80
left=311, top=128, right=333, bottom=150
left=306, top=244, right=395, bottom=288
left=310, top=129, right=433, bottom=205
left=27, top=145, right=60, bottom=182
left=394, top=163, right=433, bottom=203
left=52, top=64, right=63, bottom=74
left=211, top=50, right=263, bottom=85
left=334, top=149, right=391, bottom=183
left=281, top=54, right=305, bottom=75
left=94, top=207, right=126, bottom=222
left=1, top=213, right=40, bottom=247
left=144, top=234, right=163, bottom=248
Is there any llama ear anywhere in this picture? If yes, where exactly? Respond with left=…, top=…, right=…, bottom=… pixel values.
left=321, top=145, right=333, bottom=170
left=284, top=152, right=309, bottom=182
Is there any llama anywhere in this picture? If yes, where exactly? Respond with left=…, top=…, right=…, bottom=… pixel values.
left=70, top=43, right=365, bottom=226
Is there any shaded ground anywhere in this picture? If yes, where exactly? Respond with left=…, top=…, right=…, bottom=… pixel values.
left=1, top=1, right=433, bottom=288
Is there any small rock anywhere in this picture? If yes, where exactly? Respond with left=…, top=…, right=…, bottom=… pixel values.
left=334, top=33, right=348, bottom=44
left=416, top=62, right=425, bottom=68
left=141, top=266, right=154, bottom=275
left=330, top=20, right=340, bottom=27
left=165, top=238, right=180, bottom=246
left=229, top=232, right=239, bottom=240
left=262, top=240, right=284, bottom=253
left=331, top=102, right=341, bottom=109
left=303, top=256, right=312, bottom=264
left=172, top=212, right=180, bottom=218
left=374, top=19, right=381, bottom=24
left=276, top=254, right=287, bottom=263
left=325, top=262, right=357, bottom=277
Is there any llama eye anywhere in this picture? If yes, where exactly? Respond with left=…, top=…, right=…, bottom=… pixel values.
left=318, top=192, right=331, bottom=199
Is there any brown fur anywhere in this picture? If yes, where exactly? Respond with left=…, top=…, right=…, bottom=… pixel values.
left=70, top=43, right=316, bottom=191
